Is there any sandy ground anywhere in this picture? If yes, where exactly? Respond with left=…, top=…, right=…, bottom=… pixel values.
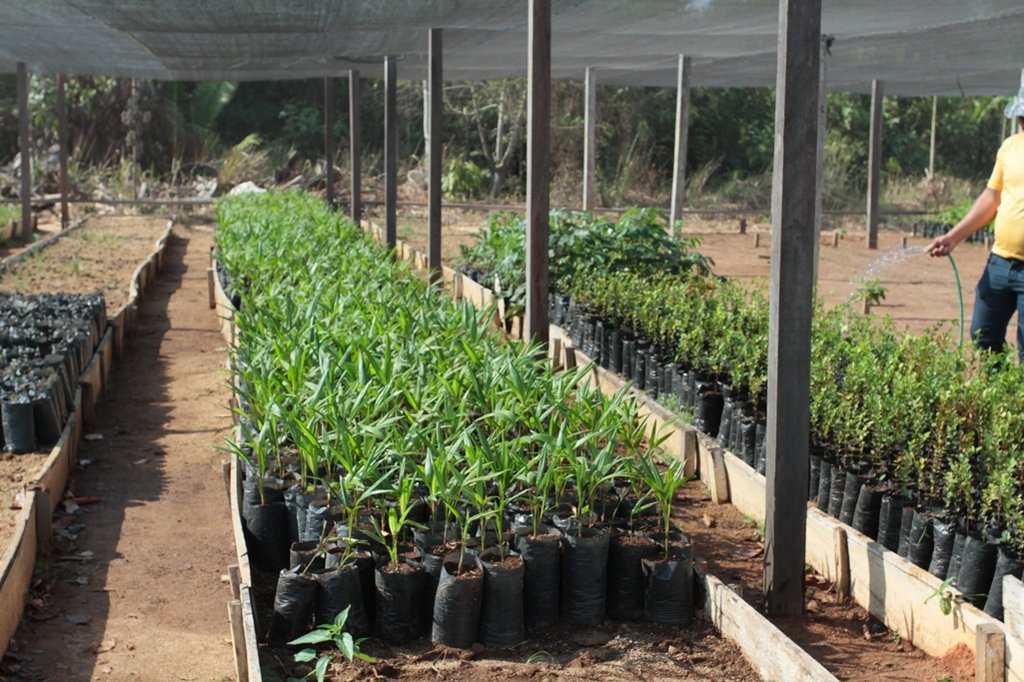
left=7, top=221, right=237, bottom=681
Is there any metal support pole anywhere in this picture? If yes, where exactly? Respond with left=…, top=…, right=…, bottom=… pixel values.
left=428, top=28, right=444, bottom=280
left=765, top=0, right=821, bottom=617
left=324, top=77, right=336, bottom=207
left=525, top=0, right=551, bottom=347
left=57, top=74, right=70, bottom=229
left=669, top=55, right=691, bottom=231
left=866, top=79, right=883, bottom=250
left=384, top=56, right=398, bottom=248
left=17, top=62, right=31, bottom=243
left=349, top=70, right=362, bottom=223
left=928, top=96, right=937, bottom=180
left=583, top=67, right=597, bottom=211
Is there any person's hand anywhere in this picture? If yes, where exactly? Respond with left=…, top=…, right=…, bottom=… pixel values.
left=927, top=233, right=956, bottom=257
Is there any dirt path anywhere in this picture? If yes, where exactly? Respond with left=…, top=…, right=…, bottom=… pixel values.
left=8, top=223, right=236, bottom=681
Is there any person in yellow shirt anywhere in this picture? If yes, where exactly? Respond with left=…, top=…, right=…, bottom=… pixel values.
left=929, top=88, right=1024, bottom=359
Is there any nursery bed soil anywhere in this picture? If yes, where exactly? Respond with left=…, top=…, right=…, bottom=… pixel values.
left=0, top=453, right=50, bottom=560
left=254, top=563, right=761, bottom=682
left=0, top=215, right=169, bottom=314
left=671, top=480, right=973, bottom=681
left=4, top=220, right=236, bottom=681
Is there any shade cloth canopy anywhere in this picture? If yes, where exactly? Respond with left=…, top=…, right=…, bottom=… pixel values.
left=1, top=1, right=1023, bottom=95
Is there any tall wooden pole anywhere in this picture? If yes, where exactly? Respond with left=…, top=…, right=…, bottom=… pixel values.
left=669, top=55, right=691, bottom=231
left=765, top=0, right=820, bottom=617
left=583, top=67, right=597, bottom=211
left=928, top=96, right=937, bottom=180
left=17, top=62, right=31, bottom=244
left=428, top=28, right=444, bottom=280
left=349, top=70, right=362, bottom=223
left=57, top=74, right=70, bottom=229
left=384, top=56, right=398, bottom=248
left=324, top=77, right=336, bottom=207
left=525, top=0, right=551, bottom=347
left=866, top=79, right=883, bottom=250
left=812, top=36, right=829, bottom=286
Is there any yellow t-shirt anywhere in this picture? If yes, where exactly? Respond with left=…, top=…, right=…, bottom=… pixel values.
left=987, top=133, right=1024, bottom=260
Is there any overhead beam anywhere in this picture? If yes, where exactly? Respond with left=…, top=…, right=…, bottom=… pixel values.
left=764, top=0, right=821, bottom=617
left=349, top=70, right=362, bottom=224
left=525, top=0, right=551, bottom=347
left=384, top=56, right=398, bottom=248
left=583, top=67, right=597, bottom=211
left=324, top=76, right=336, bottom=207
left=17, top=62, right=31, bottom=244
left=866, top=79, right=883, bottom=250
left=669, top=55, right=691, bottom=231
left=56, top=74, right=70, bottom=229
left=428, top=28, right=443, bottom=279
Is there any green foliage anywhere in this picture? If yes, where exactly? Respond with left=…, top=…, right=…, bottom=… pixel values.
left=852, top=278, right=887, bottom=305
left=289, top=606, right=374, bottom=682
left=442, top=156, right=491, bottom=199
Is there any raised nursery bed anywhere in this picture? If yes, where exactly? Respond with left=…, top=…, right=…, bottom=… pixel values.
left=0, top=215, right=172, bottom=657
left=214, top=192, right=847, bottom=682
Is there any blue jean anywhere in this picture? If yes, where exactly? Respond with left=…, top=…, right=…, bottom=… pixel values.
left=970, top=253, right=1024, bottom=359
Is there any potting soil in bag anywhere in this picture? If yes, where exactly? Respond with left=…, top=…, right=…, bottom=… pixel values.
left=907, top=511, right=935, bottom=569
left=243, top=501, right=289, bottom=572
left=642, top=546, right=694, bottom=625
left=520, top=528, right=560, bottom=630
left=754, top=422, right=766, bottom=475
left=302, top=500, right=332, bottom=542
left=561, top=527, right=610, bottom=627
left=851, top=485, right=883, bottom=539
left=875, top=494, right=903, bottom=552
left=621, top=340, right=635, bottom=380
left=289, top=541, right=324, bottom=573
left=696, top=386, right=723, bottom=437
left=282, top=484, right=303, bottom=544
left=714, top=398, right=733, bottom=447
left=983, top=546, right=1024, bottom=620
left=478, top=551, right=525, bottom=648
left=739, top=418, right=757, bottom=467
left=945, top=531, right=968, bottom=583
left=839, top=475, right=864, bottom=526
left=606, top=532, right=658, bottom=620
left=827, top=468, right=846, bottom=519
left=633, top=347, right=647, bottom=390
left=955, top=536, right=998, bottom=608
left=808, top=455, right=822, bottom=502
left=431, top=556, right=483, bottom=648
left=609, top=329, right=623, bottom=374
left=375, top=561, right=424, bottom=644
left=2, top=400, right=36, bottom=453
left=816, top=461, right=832, bottom=510
left=267, top=569, right=317, bottom=644
left=896, top=506, right=916, bottom=558
left=314, top=565, right=369, bottom=635
left=927, top=521, right=956, bottom=579
left=416, top=549, right=445, bottom=637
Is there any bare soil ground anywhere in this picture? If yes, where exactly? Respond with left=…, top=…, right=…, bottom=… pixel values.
left=4, top=219, right=236, bottom=681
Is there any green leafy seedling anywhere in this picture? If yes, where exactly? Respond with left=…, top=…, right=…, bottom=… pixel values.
left=289, top=606, right=374, bottom=682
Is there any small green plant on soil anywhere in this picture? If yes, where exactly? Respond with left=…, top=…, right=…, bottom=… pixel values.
left=852, top=277, right=887, bottom=306
left=635, top=453, right=693, bottom=560
left=364, top=463, right=424, bottom=568
left=289, top=606, right=374, bottom=682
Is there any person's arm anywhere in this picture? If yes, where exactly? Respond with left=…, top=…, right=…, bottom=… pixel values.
left=927, top=188, right=1000, bottom=256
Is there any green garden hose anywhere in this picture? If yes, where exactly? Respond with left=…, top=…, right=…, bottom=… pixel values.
left=946, top=253, right=964, bottom=347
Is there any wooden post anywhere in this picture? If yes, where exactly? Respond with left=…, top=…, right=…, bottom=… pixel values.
left=833, top=527, right=850, bottom=600
left=669, top=55, right=691, bottom=231
left=928, top=95, right=938, bottom=180
left=324, top=77, right=336, bottom=207
left=583, top=67, right=597, bottom=211
left=384, top=56, right=398, bottom=248
left=974, top=623, right=1005, bottom=682
left=17, top=62, right=31, bottom=244
left=428, top=29, right=443, bottom=280
left=349, top=70, right=362, bottom=224
left=813, top=35, right=829, bottom=287
left=765, top=0, right=820, bottom=617
left=57, top=74, right=70, bottom=229
left=525, top=0, right=551, bottom=348
left=866, top=79, right=883, bottom=250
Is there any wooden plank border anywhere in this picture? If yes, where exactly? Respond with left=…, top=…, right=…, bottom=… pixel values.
left=0, top=492, right=39, bottom=655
